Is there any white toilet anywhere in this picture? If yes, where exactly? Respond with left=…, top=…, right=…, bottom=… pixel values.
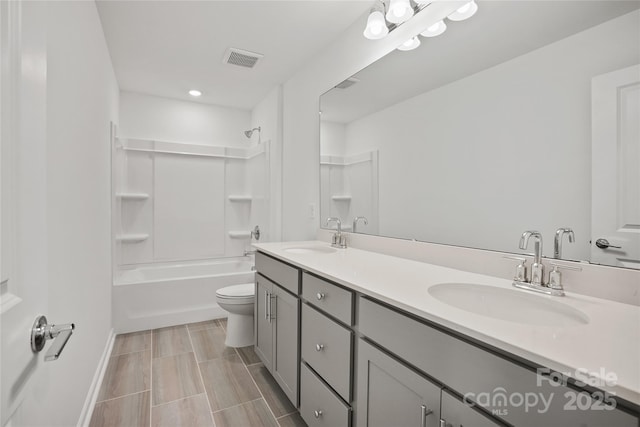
left=216, top=283, right=255, bottom=347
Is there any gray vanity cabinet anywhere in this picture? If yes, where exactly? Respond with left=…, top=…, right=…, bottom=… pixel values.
left=440, top=390, right=503, bottom=427
left=299, top=273, right=355, bottom=427
left=356, top=340, right=442, bottom=427
left=359, top=296, right=638, bottom=427
left=254, top=253, right=301, bottom=407
left=300, top=362, right=351, bottom=427
left=255, top=276, right=273, bottom=368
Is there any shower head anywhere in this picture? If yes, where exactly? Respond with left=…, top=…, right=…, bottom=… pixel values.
left=244, top=127, right=261, bottom=139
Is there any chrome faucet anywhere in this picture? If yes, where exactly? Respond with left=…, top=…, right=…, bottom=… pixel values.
left=519, top=231, right=544, bottom=285
left=326, top=217, right=347, bottom=248
left=511, top=230, right=564, bottom=296
left=352, top=216, right=368, bottom=233
left=554, top=228, right=574, bottom=259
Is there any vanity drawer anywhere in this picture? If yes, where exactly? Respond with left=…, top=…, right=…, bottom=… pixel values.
left=301, top=303, right=352, bottom=401
left=300, top=362, right=351, bottom=427
left=359, top=297, right=637, bottom=427
left=256, top=252, right=299, bottom=294
left=302, top=272, right=353, bottom=324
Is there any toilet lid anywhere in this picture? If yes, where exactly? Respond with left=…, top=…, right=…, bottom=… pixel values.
left=216, top=283, right=255, bottom=298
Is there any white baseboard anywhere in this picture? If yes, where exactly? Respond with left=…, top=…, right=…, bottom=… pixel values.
left=77, top=328, right=115, bottom=427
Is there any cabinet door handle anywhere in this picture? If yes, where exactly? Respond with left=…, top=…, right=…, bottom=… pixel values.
left=314, top=410, right=323, bottom=418
left=270, top=294, right=276, bottom=323
left=264, top=291, right=269, bottom=320
left=316, top=292, right=325, bottom=301
left=315, top=343, right=324, bottom=352
left=420, top=405, right=433, bottom=427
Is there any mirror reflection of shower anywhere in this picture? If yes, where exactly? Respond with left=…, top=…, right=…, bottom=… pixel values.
left=244, top=126, right=261, bottom=143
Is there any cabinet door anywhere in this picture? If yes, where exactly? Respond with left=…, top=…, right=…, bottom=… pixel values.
left=273, top=285, right=299, bottom=406
left=254, top=275, right=273, bottom=370
left=440, top=390, right=502, bottom=427
left=356, top=340, right=440, bottom=427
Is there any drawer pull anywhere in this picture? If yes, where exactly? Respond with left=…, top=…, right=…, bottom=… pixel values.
left=316, top=292, right=325, bottom=301
left=420, top=405, right=433, bottom=427
left=315, top=343, right=324, bottom=352
left=314, top=410, right=323, bottom=418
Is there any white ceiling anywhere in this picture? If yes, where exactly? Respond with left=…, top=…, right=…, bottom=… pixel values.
left=321, top=1, right=640, bottom=123
left=96, top=0, right=372, bottom=111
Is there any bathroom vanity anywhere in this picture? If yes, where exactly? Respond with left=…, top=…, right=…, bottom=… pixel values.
left=253, top=242, right=640, bottom=427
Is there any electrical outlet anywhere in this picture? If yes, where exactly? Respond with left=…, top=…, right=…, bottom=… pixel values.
left=308, top=203, right=316, bottom=219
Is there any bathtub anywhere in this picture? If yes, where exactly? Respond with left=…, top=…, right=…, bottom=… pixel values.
left=113, top=257, right=255, bottom=333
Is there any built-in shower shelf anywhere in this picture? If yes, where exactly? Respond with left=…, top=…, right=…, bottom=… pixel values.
left=332, top=195, right=352, bottom=202
left=116, top=192, right=150, bottom=201
left=228, top=195, right=252, bottom=202
left=116, top=234, right=149, bottom=243
left=228, top=231, right=252, bottom=239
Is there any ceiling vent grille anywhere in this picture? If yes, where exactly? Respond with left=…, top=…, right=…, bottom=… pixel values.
left=335, top=77, right=360, bottom=89
left=223, top=48, right=264, bottom=69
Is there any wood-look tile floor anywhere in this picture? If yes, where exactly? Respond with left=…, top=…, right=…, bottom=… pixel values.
left=90, top=319, right=307, bottom=427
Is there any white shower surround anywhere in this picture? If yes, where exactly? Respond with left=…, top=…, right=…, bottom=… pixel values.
left=113, top=257, right=255, bottom=333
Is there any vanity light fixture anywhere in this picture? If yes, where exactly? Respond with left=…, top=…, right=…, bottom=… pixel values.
left=188, top=89, right=202, bottom=97
left=448, top=0, right=478, bottom=21
left=363, top=6, right=389, bottom=39
left=420, top=19, right=447, bottom=37
left=397, top=36, right=421, bottom=51
left=363, top=0, right=477, bottom=49
left=386, top=0, right=414, bottom=24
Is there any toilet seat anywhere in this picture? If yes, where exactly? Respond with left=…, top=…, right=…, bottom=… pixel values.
left=216, top=283, right=255, bottom=299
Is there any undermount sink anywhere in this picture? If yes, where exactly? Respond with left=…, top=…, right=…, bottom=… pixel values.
left=283, top=245, right=337, bottom=254
left=428, top=283, right=589, bottom=327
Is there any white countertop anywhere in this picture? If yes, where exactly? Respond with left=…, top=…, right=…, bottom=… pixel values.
left=253, top=240, right=640, bottom=406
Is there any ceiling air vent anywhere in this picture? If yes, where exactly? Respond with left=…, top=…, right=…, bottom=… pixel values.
left=223, top=47, right=264, bottom=69
left=335, top=77, right=360, bottom=89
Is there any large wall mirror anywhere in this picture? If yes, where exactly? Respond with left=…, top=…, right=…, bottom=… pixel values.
left=320, top=1, right=640, bottom=269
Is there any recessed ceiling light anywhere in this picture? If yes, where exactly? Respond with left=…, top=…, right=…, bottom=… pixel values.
left=189, top=90, right=202, bottom=97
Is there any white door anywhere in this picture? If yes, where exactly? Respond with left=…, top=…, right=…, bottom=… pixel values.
left=591, top=64, right=640, bottom=269
left=1, top=2, right=52, bottom=424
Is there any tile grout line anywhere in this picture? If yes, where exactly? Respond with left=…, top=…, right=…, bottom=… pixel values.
left=151, top=349, right=194, bottom=361
left=95, top=389, right=151, bottom=405
left=275, top=410, right=299, bottom=420
left=109, top=331, right=152, bottom=358
left=110, top=346, right=150, bottom=358
left=150, top=392, right=209, bottom=409
left=240, top=348, right=281, bottom=425
left=210, top=397, right=265, bottom=415
left=186, top=323, right=217, bottom=427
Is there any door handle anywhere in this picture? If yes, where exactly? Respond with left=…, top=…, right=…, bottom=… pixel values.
left=31, top=315, right=75, bottom=361
left=595, top=238, right=622, bottom=249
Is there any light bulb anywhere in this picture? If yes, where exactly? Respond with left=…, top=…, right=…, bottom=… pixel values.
left=420, top=20, right=447, bottom=37
left=397, top=36, right=420, bottom=51
left=386, top=0, right=414, bottom=24
left=448, top=0, right=478, bottom=21
left=363, top=10, right=389, bottom=40
left=188, top=90, right=202, bottom=97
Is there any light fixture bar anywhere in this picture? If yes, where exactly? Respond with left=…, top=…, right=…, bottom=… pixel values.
left=362, top=0, right=478, bottom=51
